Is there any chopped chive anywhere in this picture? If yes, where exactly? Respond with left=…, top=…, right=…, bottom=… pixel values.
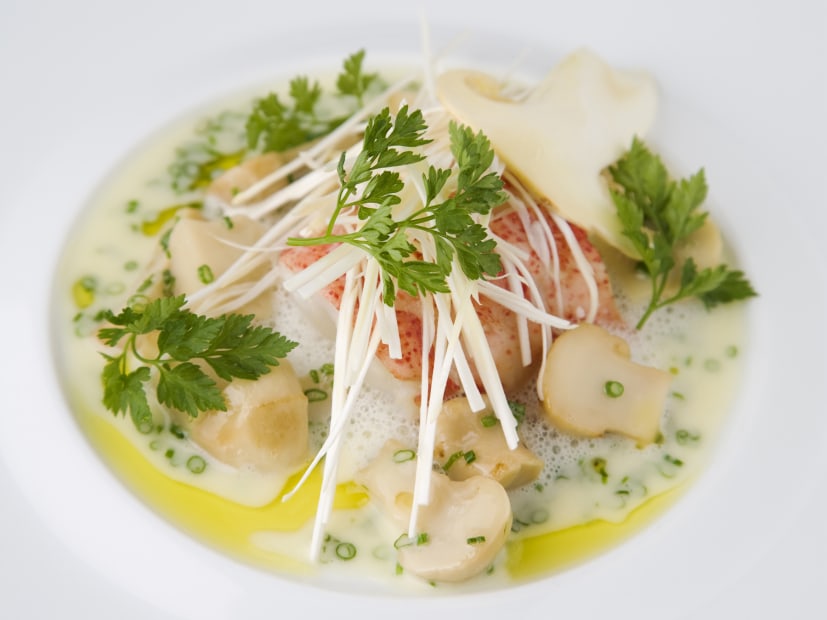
left=186, top=455, right=207, bottom=474
left=480, top=414, right=498, bottom=428
left=663, top=454, right=683, bottom=467
left=443, top=451, right=462, bottom=471
left=304, top=388, right=328, bottom=402
left=416, top=532, right=429, bottom=546
left=463, top=450, right=476, bottom=465
left=603, top=380, right=624, bottom=398
left=164, top=448, right=175, bottom=460
left=704, top=358, right=721, bottom=372
left=392, top=449, right=415, bottom=463
left=725, top=345, right=738, bottom=358
left=394, top=534, right=414, bottom=549
left=466, top=536, right=486, bottom=545
left=161, top=269, right=175, bottom=297
left=591, top=457, right=609, bottom=483
left=126, top=199, right=140, bottom=213
left=507, top=400, right=526, bottom=425
left=676, top=429, right=700, bottom=445
left=136, top=276, right=153, bottom=293
left=395, top=562, right=403, bottom=575
left=124, top=260, right=139, bottom=271
left=309, top=369, right=320, bottom=383
left=197, top=264, right=214, bottom=284
left=223, top=216, right=234, bottom=229
left=335, top=542, right=357, bottom=560
left=160, top=227, right=173, bottom=258
left=169, top=424, right=187, bottom=439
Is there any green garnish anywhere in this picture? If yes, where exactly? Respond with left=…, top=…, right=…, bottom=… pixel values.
left=466, top=536, right=486, bottom=545
left=246, top=49, right=380, bottom=154
left=186, top=455, right=207, bottom=474
left=480, top=414, right=498, bottom=428
left=335, top=542, right=357, bottom=561
left=392, top=448, right=416, bottom=463
left=591, top=457, right=609, bottom=484
left=507, top=400, right=527, bottom=426
left=197, top=264, right=214, bottom=285
left=393, top=533, right=423, bottom=549
left=288, top=106, right=506, bottom=305
left=603, top=380, right=625, bottom=398
left=304, top=388, right=328, bottom=402
left=675, top=429, right=700, bottom=445
left=98, top=295, right=297, bottom=432
left=609, top=138, right=757, bottom=329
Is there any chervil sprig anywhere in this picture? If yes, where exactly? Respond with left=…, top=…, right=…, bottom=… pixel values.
left=98, top=295, right=297, bottom=432
left=246, top=49, right=380, bottom=153
left=287, top=106, right=507, bottom=305
left=609, top=137, right=757, bottom=329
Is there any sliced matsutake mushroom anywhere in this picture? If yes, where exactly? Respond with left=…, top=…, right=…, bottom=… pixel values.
left=436, top=49, right=657, bottom=257
left=356, top=440, right=512, bottom=582
left=435, top=397, right=542, bottom=489
left=173, top=361, right=309, bottom=472
left=167, top=214, right=272, bottom=316
left=541, top=324, right=671, bottom=445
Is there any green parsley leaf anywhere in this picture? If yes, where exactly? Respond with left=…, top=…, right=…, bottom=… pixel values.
left=246, top=50, right=383, bottom=154
left=287, top=107, right=506, bottom=306
left=336, top=50, right=379, bottom=106
left=99, top=295, right=297, bottom=429
left=608, top=138, right=757, bottom=328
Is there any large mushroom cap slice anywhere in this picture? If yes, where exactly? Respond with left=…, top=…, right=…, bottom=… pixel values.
left=436, top=49, right=657, bottom=257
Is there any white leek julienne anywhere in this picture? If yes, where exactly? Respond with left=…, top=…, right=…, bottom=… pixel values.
left=201, top=92, right=601, bottom=559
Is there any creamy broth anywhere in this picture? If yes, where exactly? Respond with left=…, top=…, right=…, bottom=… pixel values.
left=53, top=56, right=749, bottom=592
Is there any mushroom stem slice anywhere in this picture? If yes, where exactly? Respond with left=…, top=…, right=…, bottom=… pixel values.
left=356, top=440, right=513, bottom=582
left=541, top=324, right=671, bottom=445
left=435, top=397, right=543, bottom=489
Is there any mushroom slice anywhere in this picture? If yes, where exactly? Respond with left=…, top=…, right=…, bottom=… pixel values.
left=175, top=361, right=309, bottom=472
left=435, top=397, right=543, bottom=489
left=206, top=151, right=286, bottom=205
left=167, top=214, right=273, bottom=317
left=436, top=49, right=657, bottom=257
left=356, top=440, right=513, bottom=582
left=541, top=324, right=671, bottom=445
